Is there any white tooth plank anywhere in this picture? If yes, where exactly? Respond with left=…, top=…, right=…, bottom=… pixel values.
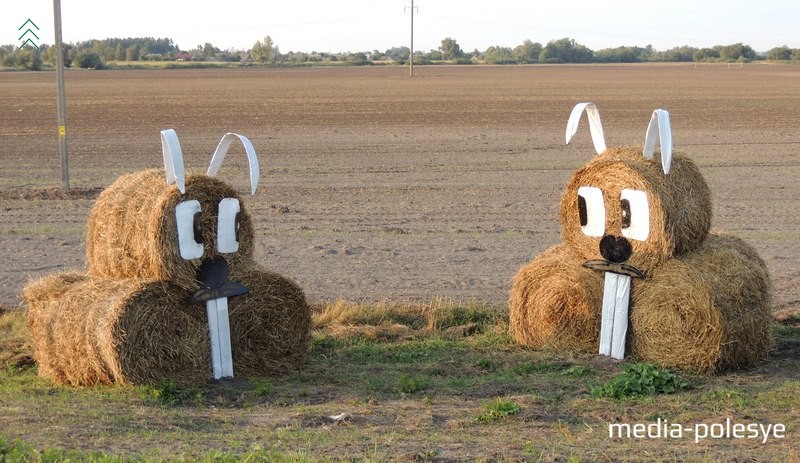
left=599, top=273, right=632, bottom=360
left=205, top=297, right=234, bottom=379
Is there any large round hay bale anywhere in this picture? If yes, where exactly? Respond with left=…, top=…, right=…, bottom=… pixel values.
left=629, top=233, right=772, bottom=373
left=559, top=146, right=712, bottom=273
left=509, top=243, right=604, bottom=351
left=229, top=265, right=311, bottom=375
left=23, top=269, right=310, bottom=386
left=86, top=169, right=255, bottom=290
left=25, top=275, right=209, bottom=386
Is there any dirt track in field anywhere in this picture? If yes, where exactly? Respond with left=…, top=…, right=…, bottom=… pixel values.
left=1, top=64, right=799, bottom=310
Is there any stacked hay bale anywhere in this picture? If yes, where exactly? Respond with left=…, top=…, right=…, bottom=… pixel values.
left=510, top=143, right=772, bottom=373
left=24, top=168, right=311, bottom=386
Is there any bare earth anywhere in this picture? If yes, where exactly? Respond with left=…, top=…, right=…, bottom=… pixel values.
left=1, top=64, right=799, bottom=314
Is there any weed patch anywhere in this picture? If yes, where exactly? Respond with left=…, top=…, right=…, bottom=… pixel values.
left=590, top=363, right=690, bottom=400
left=477, top=398, right=521, bottom=423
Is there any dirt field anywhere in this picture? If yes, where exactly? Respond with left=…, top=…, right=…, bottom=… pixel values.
left=1, top=64, right=799, bottom=312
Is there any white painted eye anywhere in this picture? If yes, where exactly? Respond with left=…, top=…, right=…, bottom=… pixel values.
left=577, top=186, right=605, bottom=237
left=176, top=200, right=204, bottom=260
left=217, top=198, right=240, bottom=254
left=620, top=189, right=650, bottom=241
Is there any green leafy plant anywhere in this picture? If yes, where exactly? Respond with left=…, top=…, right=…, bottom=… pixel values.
left=250, top=378, right=273, bottom=397
left=591, top=363, right=690, bottom=400
left=477, top=398, right=521, bottom=423
left=143, top=379, right=204, bottom=405
left=396, top=374, right=429, bottom=394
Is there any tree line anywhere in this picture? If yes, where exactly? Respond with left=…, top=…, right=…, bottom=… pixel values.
left=2, top=35, right=799, bottom=70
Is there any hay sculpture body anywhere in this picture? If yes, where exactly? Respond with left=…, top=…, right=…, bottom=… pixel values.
left=24, top=131, right=311, bottom=386
left=509, top=103, right=772, bottom=374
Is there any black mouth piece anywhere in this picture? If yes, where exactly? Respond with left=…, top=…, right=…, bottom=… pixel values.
left=189, top=256, right=249, bottom=304
left=583, top=259, right=646, bottom=279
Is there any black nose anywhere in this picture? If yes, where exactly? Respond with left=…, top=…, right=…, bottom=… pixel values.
left=189, top=256, right=248, bottom=304
left=197, top=255, right=230, bottom=289
left=599, top=235, right=632, bottom=263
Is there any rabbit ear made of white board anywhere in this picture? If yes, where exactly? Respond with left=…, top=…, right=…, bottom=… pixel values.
left=643, top=109, right=673, bottom=175
left=161, top=129, right=186, bottom=194
left=565, top=102, right=607, bottom=155
left=207, top=133, right=260, bottom=195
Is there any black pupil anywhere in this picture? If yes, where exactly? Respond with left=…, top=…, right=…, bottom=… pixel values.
left=620, top=199, right=631, bottom=228
left=234, top=212, right=241, bottom=242
left=578, top=195, right=588, bottom=226
left=193, top=211, right=204, bottom=244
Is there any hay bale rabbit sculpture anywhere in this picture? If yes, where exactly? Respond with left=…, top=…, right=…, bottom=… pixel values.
left=24, top=130, right=311, bottom=386
left=509, top=103, right=772, bottom=373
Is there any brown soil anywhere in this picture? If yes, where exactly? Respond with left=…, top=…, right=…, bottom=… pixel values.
left=1, top=64, right=799, bottom=313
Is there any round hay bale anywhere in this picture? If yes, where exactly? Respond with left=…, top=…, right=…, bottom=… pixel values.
left=629, top=233, right=772, bottom=373
left=559, top=146, right=712, bottom=274
left=23, top=271, right=89, bottom=383
left=228, top=265, right=311, bottom=375
left=23, top=267, right=310, bottom=386
left=509, top=243, right=604, bottom=351
left=25, top=276, right=209, bottom=386
left=86, top=169, right=255, bottom=291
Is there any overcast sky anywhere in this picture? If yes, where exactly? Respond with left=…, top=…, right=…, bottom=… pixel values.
left=4, top=0, right=798, bottom=54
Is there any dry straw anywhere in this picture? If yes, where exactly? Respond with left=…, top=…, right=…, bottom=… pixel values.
left=509, top=243, right=603, bottom=352
left=24, top=268, right=309, bottom=386
left=630, top=233, right=772, bottom=373
left=559, top=146, right=712, bottom=274
left=25, top=161, right=312, bottom=386
left=510, top=145, right=772, bottom=373
left=86, top=169, right=255, bottom=290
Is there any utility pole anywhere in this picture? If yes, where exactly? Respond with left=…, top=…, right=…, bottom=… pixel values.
left=53, top=0, right=70, bottom=190
left=405, top=0, right=417, bottom=77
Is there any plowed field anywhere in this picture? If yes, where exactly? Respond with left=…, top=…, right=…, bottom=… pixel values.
left=2, top=64, right=799, bottom=311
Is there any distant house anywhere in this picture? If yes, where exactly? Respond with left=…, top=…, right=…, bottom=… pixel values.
left=176, top=52, right=192, bottom=62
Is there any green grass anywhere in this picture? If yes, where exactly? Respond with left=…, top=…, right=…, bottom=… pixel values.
left=476, top=398, right=521, bottom=423
left=1, top=304, right=799, bottom=462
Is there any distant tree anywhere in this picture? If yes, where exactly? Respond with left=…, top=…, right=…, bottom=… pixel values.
left=201, top=42, right=220, bottom=60
left=348, top=52, right=370, bottom=65
left=662, top=45, right=696, bottom=62
left=512, top=39, right=542, bottom=63
left=693, top=48, right=719, bottom=62
left=75, top=51, right=105, bottom=69
left=483, top=46, right=516, bottom=64
left=125, top=44, right=139, bottom=61
left=14, top=46, right=43, bottom=70
left=539, top=38, right=593, bottom=63
left=766, top=46, right=792, bottom=61
left=792, top=49, right=800, bottom=61
left=594, top=46, right=650, bottom=63
left=251, top=36, right=278, bottom=63
left=384, top=46, right=410, bottom=62
left=715, top=43, right=755, bottom=62
left=439, top=37, right=463, bottom=60
left=426, top=49, right=443, bottom=60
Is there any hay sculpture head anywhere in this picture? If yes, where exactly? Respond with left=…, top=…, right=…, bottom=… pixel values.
left=87, top=131, right=260, bottom=291
left=561, top=106, right=712, bottom=275
left=508, top=103, right=772, bottom=373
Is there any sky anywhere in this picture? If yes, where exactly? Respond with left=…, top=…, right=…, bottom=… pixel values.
left=3, top=0, right=799, bottom=54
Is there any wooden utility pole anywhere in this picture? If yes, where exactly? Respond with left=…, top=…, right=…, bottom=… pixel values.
left=53, top=0, right=70, bottom=190
left=406, top=0, right=417, bottom=77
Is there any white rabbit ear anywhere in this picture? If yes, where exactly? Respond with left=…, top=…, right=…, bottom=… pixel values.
left=161, top=129, right=186, bottom=194
left=566, top=102, right=607, bottom=155
left=643, top=109, right=672, bottom=174
left=207, top=133, right=260, bottom=195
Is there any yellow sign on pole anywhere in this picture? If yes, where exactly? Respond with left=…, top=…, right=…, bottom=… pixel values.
left=58, top=125, right=66, bottom=137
